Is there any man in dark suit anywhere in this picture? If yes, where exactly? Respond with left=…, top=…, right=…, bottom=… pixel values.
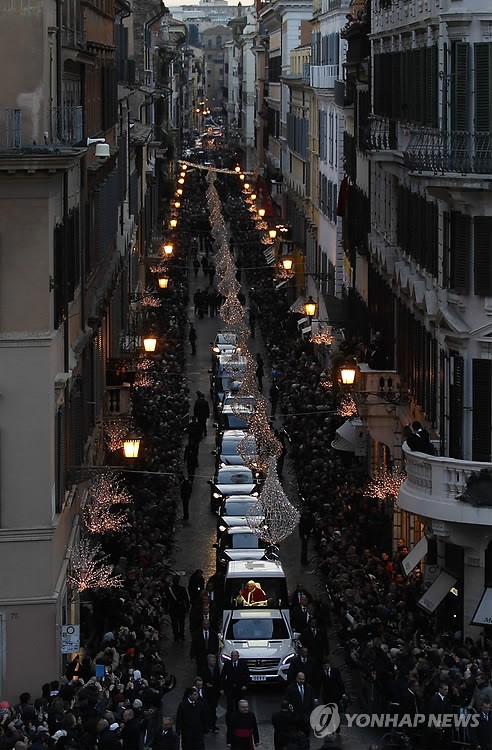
left=291, top=594, right=312, bottom=633
left=153, top=716, right=179, bottom=750
left=220, top=649, right=250, bottom=717
left=190, top=619, right=219, bottom=672
left=299, top=617, right=329, bottom=662
left=285, top=672, right=316, bottom=739
left=271, top=700, right=297, bottom=750
left=199, top=654, right=221, bottom=732
left=319, top=659, right=346, bottom=735
left=471, top=699, right=492, bottom=749
left=423, top=683, right=453, bottom=749
left=166, top=575, right=190, bottom=642
left=175, top=687, right=207, bottom=750
left=398, top=678, right=420, bottom=741
left=287, top=647, right=320, bottom=694
left=290, top=583, right=313, bottom=610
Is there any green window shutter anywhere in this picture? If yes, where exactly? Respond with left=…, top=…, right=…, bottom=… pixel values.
left=391, top=51, right=401, bottom=120
left=425, top=46, right=438, bottom=127
left=442, top=210, right=450, bottom=288
left=450, top=212, right=470, bottom=293
left=474, top=216, right=492, bottom=296
left=452, top=42, right=469, bottom=132
left=472, top=359, right=492, bottom=461
left=449, top=354, right=464, bottom=459
left=474, top=43, right=492, bottom=132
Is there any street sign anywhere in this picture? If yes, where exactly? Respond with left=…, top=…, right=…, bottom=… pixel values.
left=61, top=624, right=80, bottom=654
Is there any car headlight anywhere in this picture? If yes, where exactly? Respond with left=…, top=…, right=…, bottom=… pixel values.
left=213, top=492, right=222, bottom=499
left=213, top=347, right=220, bottom=353
left=281, top=653, right=296, bottom=665
left=218, top=525, right=226, bottom=532
left=252, top=491, right=259, bottom=497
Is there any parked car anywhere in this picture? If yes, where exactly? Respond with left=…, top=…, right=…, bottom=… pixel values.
left=220, top=608, right=297, bottom=683
left=211, top=331, right=237, bottom=357
left=208, top=467, right=259, bottom=513
left=219, top=496, right=259, bottom=518
left=209, top=354, right=248, bottom=411
left=215, top=404, right=251, bottom=436
left=213, top=429, right=257, bottom=470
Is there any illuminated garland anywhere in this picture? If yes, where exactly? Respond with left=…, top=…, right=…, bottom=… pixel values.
left=337, top=394, right=358, bottom=418
left=68, top=539, right=124, bottom=592
left=246, top=458, right=300, bottom=545
left=105, top=419, right=128, bottom=452
left=365, top=466, right=407, bottom=500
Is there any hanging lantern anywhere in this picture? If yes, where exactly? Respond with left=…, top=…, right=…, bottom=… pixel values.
left=143, top=336, right=157, bottom=352
left=340, top=362, right=357, bottom=386
left=282, top=256, right=293, bottom=271
left=174, top=201, right=181, bottom=209
left=158, top=276, right=169, bottom=289
left=305, top=296, right=317, bottom=318
left=269, top=229, right=277, bottom=239
left=169, top=218, right=178, bottom=229
left=258, top=208, right=266, bottom=218
left=163, top=243, right=174, bottom=255
left=123, top=436, right=141, bottom=459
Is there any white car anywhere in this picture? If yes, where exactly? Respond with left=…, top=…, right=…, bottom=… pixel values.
left=220, top=496, right=259, bottom=517
left=208, top=467, right=259, bottom=513
left=215, top=526, right=268, bottom=563
left=220, top=608, right=296, bottom=683
left=211, top=331, right=237, bottom=356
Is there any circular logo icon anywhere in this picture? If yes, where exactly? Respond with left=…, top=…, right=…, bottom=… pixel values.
left=310, top=703, right=340, bottom=737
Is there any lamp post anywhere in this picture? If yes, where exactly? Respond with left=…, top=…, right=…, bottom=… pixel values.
left=163, top=243, right=174, bottom=256
left=122, top=436, right=141, bottom=459
left=143, top=336, right=157, bottom=353
left=340, top=362, right=357, bottom=386
left=169, top=218, right=178, bottom=229
left=157, top=275, right=169, bottom=289
left=305, top=296, right=317, bottom=320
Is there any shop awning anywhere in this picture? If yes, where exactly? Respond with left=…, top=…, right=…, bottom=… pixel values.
left=331, top=417, right=366, bottom=455
left=418, top=570, right=457, bottom=613
left=290, top=297, right=307, bottom=314
left=471, top=588, right=492, bottom=626
left=402, top=536, right=428, bottom=577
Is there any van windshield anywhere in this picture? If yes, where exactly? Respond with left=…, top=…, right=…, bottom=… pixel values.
left=224, top=576, right=289, bottom=610
left=227, top=617, right=289, bottom=640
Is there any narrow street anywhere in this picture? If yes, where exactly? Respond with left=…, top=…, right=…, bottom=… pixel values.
left=159, top=246, right=381, bottom=749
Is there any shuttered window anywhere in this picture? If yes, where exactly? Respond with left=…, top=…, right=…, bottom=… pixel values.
left=474, top=43, right=492, bottom=132
left=474, top=217, right=492, bottom=296
left=449, top=354, right=464, bottom=459
left=55, top=405, right=67, bottom=513
left=53, top=223, right=64, bottom=329
left=472, top=359, right=492, bottom=461
left=452, top=42, right=469, bottom=131
left=450, top=212, right=470, bottom=293
left=374, top=47, right=438, bottom=126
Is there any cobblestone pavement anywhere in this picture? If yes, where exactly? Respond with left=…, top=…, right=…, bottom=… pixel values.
left=160, top=251, right=382, bottom=750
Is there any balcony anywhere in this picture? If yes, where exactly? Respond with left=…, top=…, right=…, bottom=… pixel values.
left=368, top=115, right=398, bottom=150
left=52, top=106, right=83, bottom=145
left=399, top=446, right=492, bottom=528
left=310, top=64, right=339, bottom=89
left=0, top=109, right=21, bottom=149
left=403, top=129, right=492, bottom=175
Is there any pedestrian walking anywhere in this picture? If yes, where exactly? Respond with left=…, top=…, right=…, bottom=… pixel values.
left=208, top=262, right=216, bottom=286
left=201, top=255, right=209, bottom=278
left=193, top=258, right=200, bottom=277
left=207, top=288, right=217, bottom=317
left=152, top=716, right=179, bottom=750
left=193, top=391, right=210, bottom=437
left=271, top=700, right=297, bottom=750
left=256, top=353, right=264, bottom=392
left=184, top=416, right=202, bottom=446
left=285, top=672, right=315, bottom=741
left=184, top=441, right=199, bottom=483
left=193, top=289, right=202, bottom=315
left=180, top=475, right=193, bottom=521
left=220, top=650, right=250, bottom=719
left=175, top=688, right=206, bottom=750
left=227, top=700, right=259, bottom=750
left=188, top=324, right=197, bottom=355
left=298, top=508, right=314, bottom=565
left=190, top=620, right=220, bottom=672
left=200, top=654, right=221, bottom=733
left=166, top=575, right=190, bottom=641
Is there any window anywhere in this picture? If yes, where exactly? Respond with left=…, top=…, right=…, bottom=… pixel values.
left=228, top=617, right=289, bottom=640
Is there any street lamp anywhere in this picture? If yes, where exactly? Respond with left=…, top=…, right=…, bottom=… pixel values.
left=169, top=219, right=178, bottom=229
left=143, top=336, right=157, bottom=353
left=340, top=362, right=357, bottom=386
left=158, top=275, right=170, bottom=289
left=258, top=208, right=266, bottom=218
left=234, top=165, right=241, bottom=173
left=281, top=256, right=293, bottom=271
left=163, top=243, right=174, bottom=256
left=174, top=201, right=181, bottom=209
left=178, top=178, right=185, bottom=185
left=269, top=229, right=277, bottom=240
left=305, top=296, right=317, bottom=319
left=123, top=436, right=141, bottom=459
left=176, top=188, right=183, bottom=196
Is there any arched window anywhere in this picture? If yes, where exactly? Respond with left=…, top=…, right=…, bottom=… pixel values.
left=216, top=35, right=222, bottom=47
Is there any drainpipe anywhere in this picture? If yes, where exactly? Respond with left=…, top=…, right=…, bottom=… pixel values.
left=56, top=0, right=63, bottom=121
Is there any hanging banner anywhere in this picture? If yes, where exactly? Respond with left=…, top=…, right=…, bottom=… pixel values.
left=418, top=570, right=457, bottom=613
left=471, top=588, right=492, bottom=626
left=402, top=536, right=428, bottom=577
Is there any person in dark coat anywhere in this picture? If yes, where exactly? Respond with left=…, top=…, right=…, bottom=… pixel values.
left=184, top=416, right=202, bottom=446
left=470, top=699, right=492, bottom=750
left=120, top=708, right=142, bottom=750
left=188, top=324, right=197, bottom=355
left=180, top=476, right=193, bottom=521
left=298, top=510, right=314, bottom=566
left=166, top=575, right=190, bottom=641
left=193, top=288, right=203, bottom=315
left=319, top=659, right=346, bottom=735
left=397, top=679, right=420, bottom=743
left=183, top=441, right=199, bottom=484
left=269, top=381, right=279, bottom=415
left=190, top=620, right=220, bottom=671
left=299, top=617, right=329, bottom=662
left=221, top=650, right=250, bottom=716
left=97, top=718, right=122, bottom=750
left=193, top=258, right=200, bottom=278
left=208, top=262, right=216, bottom=286
left=200, top=654, right=221, bottom=732
left=175, top=688, right=206, bottom=750
left=271, top=700, right=298, bottom=750
left=152, top=716, right=179, bottom=750
left=188, top=569, right=205, bottom=603
left=287, top=648, right=320, bottom=694
left=227, top=700, right=259, bottom=750
left=256, top=353, right=265, bottom=392
left=193, top=391, right=210, bottom=437
left=193, top=677, right=212, bottom=733
left=201, top=255, right=209, bottom=278
left=422, top=683, right=454, bottom=749
left=291, top=595, right=312, bottom=633
left=285, top=672, right=315, bottom=738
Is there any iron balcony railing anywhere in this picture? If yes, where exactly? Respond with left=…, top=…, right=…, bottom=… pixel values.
left=310, top=64, right=339, bottom=89
left=368, top=115, right=397, bottom=150
left=0, top=108, right=21, bottom=148
left=404, top=128, right=492, bottom=175
left=52, top=105, right=83, bottom=145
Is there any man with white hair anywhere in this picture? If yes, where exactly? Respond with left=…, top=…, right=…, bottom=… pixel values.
left=226, top=700, right=259, bottom=749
